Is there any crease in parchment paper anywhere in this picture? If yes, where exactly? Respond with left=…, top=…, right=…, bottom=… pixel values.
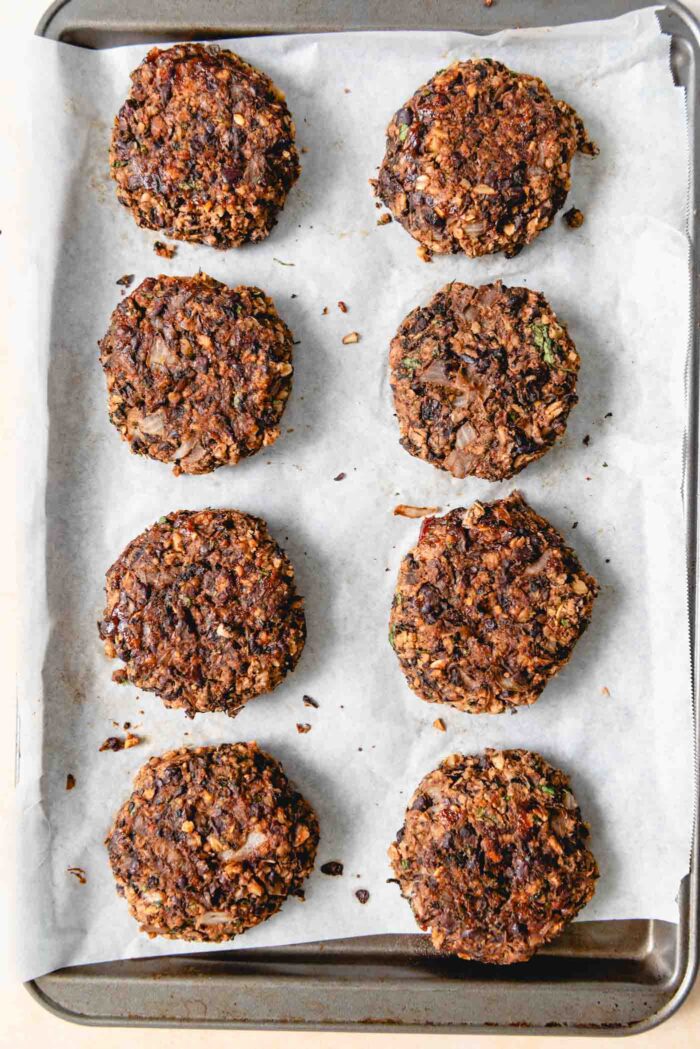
left=16, top=8, right=694, bottom=981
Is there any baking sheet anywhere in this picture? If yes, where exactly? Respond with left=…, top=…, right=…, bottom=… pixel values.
left=16, top=7, right=694, bottom=981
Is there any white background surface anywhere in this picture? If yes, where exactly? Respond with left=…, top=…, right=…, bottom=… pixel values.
left=2, top=0, right=700, bottom=1044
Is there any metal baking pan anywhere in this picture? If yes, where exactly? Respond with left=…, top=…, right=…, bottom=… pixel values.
left=28, top=0, right=700, bottom=1034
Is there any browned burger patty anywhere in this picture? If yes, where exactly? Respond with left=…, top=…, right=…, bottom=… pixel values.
left=389, top=281, right=579, bottom=481
left=98, top=509, right=305, bottom=717
left=389, top=492, right=598, bottom=714
left=98, top=274, right=294, bottom=475
left=389, top=749, right=598, bottom=964
left=110, top=44, right=299, bottom=248
left=107, top=743, right=319, bottom=942
left=374, top=58, right=596, bottom=259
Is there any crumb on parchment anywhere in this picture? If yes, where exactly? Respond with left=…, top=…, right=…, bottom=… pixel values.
left=153, top=240, right=177, bottom=258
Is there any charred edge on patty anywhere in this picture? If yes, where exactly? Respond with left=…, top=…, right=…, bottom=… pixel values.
left=389, top=280, right=579, bottom=481
left=98, top=274, right=294, bottom=475
left=110, top=44, right=300, bottom=248
left=375, top=58, right=597, bottom=259
left=98, top=509, right=306, bottom=717
left=389, top=748, right=598, bottom=964
left=389, top=491, right=599, bottom=714
left=106, top=743, right=319, bottom=941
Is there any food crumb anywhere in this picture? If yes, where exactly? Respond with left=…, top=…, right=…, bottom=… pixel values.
left=337, top=300, right=348, bottom=313
left=394, top=504, right=440, bottom=519
left=433, top=718, right=446, bottom=732
left=563, top=207, right=585, bottom=229
left=100, top=736, right=123, bottom=752
left=322, top=306, right=329, bottom=315
left=303, top=695, right=319, bottom=708
left=483, top=0, right=494, bottom=7
left=116, top=274, right=134, bottom=287
left=377, top=213, right=392, bottom=226
left=153, top=240, right=177, bottom=258
left=296, top=723, right=312, bottom=734
left=100, top=732, right=142, bottom=752
left=572, top=521, right=578, bottom=530
left=342, top=331, right=360, bottom=345
left=601, top=686, right=611, bottom=697
left=320, top=861, right=344, bottom=876
left=66, top=773, right=76, bottom=791
left=355, top=889, right=370, bottom=904
left=67, top=867, right=87, bottom=885
left=334, top=472, right=347, bottom=481
left=605, top=412, right=613, bottom=418
left=417, top=244, right=433, bottom=263
left=582, top=434, right=591, bottom=446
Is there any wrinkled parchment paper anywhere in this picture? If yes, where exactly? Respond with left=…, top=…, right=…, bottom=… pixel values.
left=17, top=8, right=694, bottom=980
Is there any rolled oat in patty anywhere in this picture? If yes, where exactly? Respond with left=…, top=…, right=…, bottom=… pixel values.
left=375, top=58, right=596, bottom=258
left=390, top=491, right=598, bottom=714
left=389, top=748, right=598, bottom=964
left=107, top=743, right=319, bottom=941
left=110, top=44, right=299, bottom=248
left=99, top=274, right=294, bottom=475
left=99, top=509, right=305, bottom=717
left=390, top=281, right=579, bottom=481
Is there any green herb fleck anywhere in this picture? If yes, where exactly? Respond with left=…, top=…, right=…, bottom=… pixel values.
left=540, top=784, right=556, bottom=797
left=158, top=516, right=168, bottom=524
left=111, top=160, right=128, bottom=168
left=389, top=625, right=397, bottom=648
left=401, top=858, right=410, bottom=869
left=398, top=123, right=410, bottom=142
left=531, top=322, right=559, bottom=367
left=402, top=356, right=422, bottom=373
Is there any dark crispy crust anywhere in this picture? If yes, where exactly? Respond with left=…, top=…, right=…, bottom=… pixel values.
left=107, top=743, right=319, bottom=942
left=389, top=281, right=579, bottom=481
left=98, top=509, right=305, bottom=717
left=110, top=44, right=299, bottom=248
left=389, top=749, right=598, bottom=964
left=98, top=274, right=294, bottom=475
left=375, top=59, right=596, bottom=258
left=390, top=492, right=598, bottom=714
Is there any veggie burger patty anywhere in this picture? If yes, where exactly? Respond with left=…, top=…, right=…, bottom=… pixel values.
left=99, top=509, right=306, bottom=718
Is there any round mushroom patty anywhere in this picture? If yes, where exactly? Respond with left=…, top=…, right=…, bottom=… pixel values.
left=390, top=281, right=579, bottom=481
left=110, top=43, right=299, bottom=248
left=389, top=491, right=598, bottom=714
left=389, top=749, right=598, bottom=964
left=374, top=58, right=596, bottom=259
left=99, top=509, right=306, bottom=717
left=98, top=274, right=294, bottom=475
left=107, top=743, right=319, bottom=942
